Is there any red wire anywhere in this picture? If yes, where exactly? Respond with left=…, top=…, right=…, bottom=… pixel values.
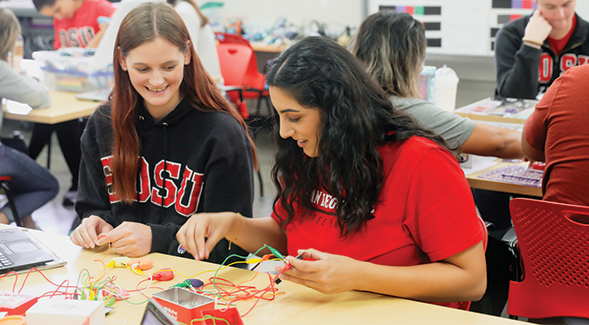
left=17, top=268, right=79, bottom=294
left=0, top=270, right=19, bottom=293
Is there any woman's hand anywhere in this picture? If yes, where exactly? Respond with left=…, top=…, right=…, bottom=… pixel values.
left=176, top=212, right=239, bottom=260
left=95, top=222, right=152, bottom=257
left=275, top=249, right=360, bottom=294
left=69, top=215, right=113, bottom=249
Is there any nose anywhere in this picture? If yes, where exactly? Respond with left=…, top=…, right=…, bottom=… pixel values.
left=556, top=8, right=565, bottom=19
left=149, top=70, right=164, bottom=87
left=278, top=117, right=294, bottom=139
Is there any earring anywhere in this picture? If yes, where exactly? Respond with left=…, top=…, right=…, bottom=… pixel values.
left=122, top=67, right=127, bottom=71
left=185, top=62, right=189, bottom=65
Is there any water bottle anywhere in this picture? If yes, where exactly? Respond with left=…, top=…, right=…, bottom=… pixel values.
left=434, top=65, right=459, bottom=112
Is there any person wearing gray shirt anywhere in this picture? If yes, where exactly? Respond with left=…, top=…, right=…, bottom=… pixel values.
left=0, top=7, right=59, bottom=229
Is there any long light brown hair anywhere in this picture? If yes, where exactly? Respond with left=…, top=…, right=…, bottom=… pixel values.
left=349, top=10, right=426, bottom=99
left=111, top=2, right=255, bottom=202
left=0, top=8, right=21, bottom=62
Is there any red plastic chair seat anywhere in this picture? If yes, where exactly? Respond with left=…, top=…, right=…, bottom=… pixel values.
left=508, top=198, right=589, bottom=319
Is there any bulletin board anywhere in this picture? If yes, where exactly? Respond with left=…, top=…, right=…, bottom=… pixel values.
left=367, top=0, right=589, bottom=57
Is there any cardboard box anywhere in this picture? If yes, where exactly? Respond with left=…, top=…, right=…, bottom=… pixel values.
left=26, top=299, right=104, bottom=325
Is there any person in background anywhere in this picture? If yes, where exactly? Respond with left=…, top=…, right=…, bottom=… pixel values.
left=523, top=64, right=589, bottom=206
left=70, top=2, right=255, bottom=264
left=0, top=7, right=60, bottom=229
left=176, top=36, right=487, bottom=309
left=495, top=0, right=588, bottom=99
left=32, top=0, right=116, bottom=206
left=349, top=10, right=523, bottom=161
left=166, top=0, right=222, bottom=82
left=348, top=10, right=524, bottom=316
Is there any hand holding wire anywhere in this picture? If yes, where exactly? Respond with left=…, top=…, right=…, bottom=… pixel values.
left=176, top=212, right=240, bottom=260
left=274, top=248, right=360, bottom=294
left=96, top=222, right=152, bottom=257
left=69, top=215, right=113, bottom=249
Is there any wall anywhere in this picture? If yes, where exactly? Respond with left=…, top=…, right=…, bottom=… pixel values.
left=212, top=0, right=364, bottom=31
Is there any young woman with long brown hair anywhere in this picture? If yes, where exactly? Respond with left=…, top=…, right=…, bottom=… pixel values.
left=70, top=2, right=256, bottom=263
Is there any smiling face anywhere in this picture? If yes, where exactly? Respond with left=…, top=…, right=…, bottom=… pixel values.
left=536, top=0, right=576, bottom=36
left=39, top=0, right=78, bottom=20
left=120, top=37, right=191, bottom=121
left=270, top=87, right=323, bottom=157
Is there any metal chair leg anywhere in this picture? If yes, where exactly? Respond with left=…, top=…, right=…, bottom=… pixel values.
left=0, top=179, right=22, bottom=227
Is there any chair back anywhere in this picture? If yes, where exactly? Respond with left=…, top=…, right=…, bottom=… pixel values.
left=508, top=198, right=589, bottom=319
left=216, top=43, right=254, bottom=88
left=214, top=32, right=251, bottom=46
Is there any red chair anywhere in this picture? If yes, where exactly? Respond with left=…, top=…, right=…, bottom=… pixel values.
left=214, top=32, right=251, bottom=46
left=0, top=176, right=22, bottom=227
left=216, top=41, right=271, bottom=120
left=507, top=198, right=589, bottom=319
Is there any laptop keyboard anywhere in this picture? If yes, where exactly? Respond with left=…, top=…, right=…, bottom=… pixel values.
left=0, top=252, right=12, bottom=266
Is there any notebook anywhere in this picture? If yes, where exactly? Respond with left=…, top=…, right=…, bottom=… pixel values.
left=0, top=228, right=56, bottom=274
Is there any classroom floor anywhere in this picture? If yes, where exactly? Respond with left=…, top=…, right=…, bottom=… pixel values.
left=1, top=117, right=278, bottom=236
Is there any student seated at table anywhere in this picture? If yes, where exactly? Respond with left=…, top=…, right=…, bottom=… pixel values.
left=523, top=64, right=589, bottom=207
left=0, top=7, right=60, bottom=229
left=176, top=36, right=487, bottom=309
left=349, top=10, right=523, bottom=161
left=32, top=0, right=116, bottom=206
left=349, top=11, right=531, bottom=315
left=69, top=2, right=256, bottom=264
left=495, top=0, right=589, bottom=99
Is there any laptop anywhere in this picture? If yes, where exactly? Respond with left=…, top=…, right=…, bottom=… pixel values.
left=75, top=88, right=112, bottom=102
left=141, top=299, right=179, bottom=325
left=0, top=228, right=55, bottom=274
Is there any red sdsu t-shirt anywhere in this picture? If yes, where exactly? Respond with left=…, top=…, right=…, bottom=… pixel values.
left=53, top=0, right=115, bottom=49
left=271, top=137, right=486, bottom=309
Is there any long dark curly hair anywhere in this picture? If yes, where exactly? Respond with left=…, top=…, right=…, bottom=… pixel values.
left=267, top=36, right=450, bottom=237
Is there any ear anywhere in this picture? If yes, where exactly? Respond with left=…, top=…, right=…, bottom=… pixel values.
left=117, top=46, right=127, bottom=71
left=184, top=41, right=192, bottom=65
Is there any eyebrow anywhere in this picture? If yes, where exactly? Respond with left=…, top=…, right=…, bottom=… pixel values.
left=278, top=108, right=300, bottom=113
left=132, top=61, right=178, bottom=66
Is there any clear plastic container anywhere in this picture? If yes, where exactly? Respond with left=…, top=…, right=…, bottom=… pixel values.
left=434, top=65, right=459, bottom=112
left=419, top=65, right=436, bottom=103
left=32, top=48, right=114, bottom=93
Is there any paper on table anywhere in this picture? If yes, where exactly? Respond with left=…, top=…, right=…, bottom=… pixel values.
left=5, top=100, right=32, bottom=115
left=462, top=156, right=501, bottom=176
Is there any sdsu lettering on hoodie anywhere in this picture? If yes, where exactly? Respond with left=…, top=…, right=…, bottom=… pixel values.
left=495, top=13, right=589, bottom=99
left=76, top=100, right=254, bottom=263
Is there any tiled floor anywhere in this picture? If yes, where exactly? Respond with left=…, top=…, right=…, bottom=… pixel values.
left=1, top=118, right=278, bottom=236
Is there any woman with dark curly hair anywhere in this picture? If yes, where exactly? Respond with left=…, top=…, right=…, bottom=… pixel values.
left=177, top=36, right=486, bottom=309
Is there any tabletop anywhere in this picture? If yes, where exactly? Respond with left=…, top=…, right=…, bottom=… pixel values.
left=2, top=91, right=100, bottom=124
left=0, top=226, right=526, bottom=325
left=455, top=97, right=538, bottom=125
left=466, top=160, right=543, bottom=197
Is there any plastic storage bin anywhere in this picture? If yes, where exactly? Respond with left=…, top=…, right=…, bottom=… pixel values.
left=419, top=65, right=436, bottom=103
left=32, top=48, right=114, bottom=92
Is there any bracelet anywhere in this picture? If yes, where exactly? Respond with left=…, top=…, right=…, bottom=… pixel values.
left=522, top=37, right=544, bottom=47
left=228, top=213, right=245, bottom=251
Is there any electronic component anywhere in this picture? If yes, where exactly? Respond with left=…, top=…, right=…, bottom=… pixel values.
left=274, top=252, right=304, bottom=285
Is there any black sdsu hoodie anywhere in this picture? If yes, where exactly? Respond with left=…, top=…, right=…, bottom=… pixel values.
left=75, top=99, right=254, bottom=264
left=495, top=12, right=589, bottom=99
